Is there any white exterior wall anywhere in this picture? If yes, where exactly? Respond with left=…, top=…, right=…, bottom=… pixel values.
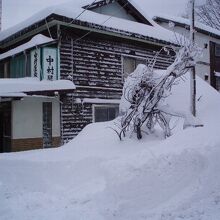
left=92, top=2, right=136, bottom=21
left=12, top=97, right=60, bottom=139
left=158, top=22, right=220, bottom=83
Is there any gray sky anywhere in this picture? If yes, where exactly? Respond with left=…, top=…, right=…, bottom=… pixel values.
left=2, top=0, right=205, bottom=30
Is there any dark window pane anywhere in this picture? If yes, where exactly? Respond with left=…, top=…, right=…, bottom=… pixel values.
left=216, top=77, right=220, bottom=91
left=5, top=62, right=10, bottom=78
left=108, top=107, right=115, bottom=120
left=215, top=44, right=220, bottom=56
left=94, top=106, right=119, bottom=122
left=136, top=59, right=146, bottom=66
left=123, top=57, right=136, bottom=77
left=10, top=55, right=25, bottom=78
left=123, top=56, right=146, bottom=80
left=26, top=53, right=31, bottom=77
left=95, top=107, right=108, bottom=122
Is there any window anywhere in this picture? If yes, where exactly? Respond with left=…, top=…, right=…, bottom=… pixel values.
left=93, top=105, right=119, bottom=122
left=10, top=54, right=26, bottom=78
left=0, top=62, right=11, bottom=78
left=4, top=62, right=10, bottom=78
left=6, top=46, right=58, bottom=80
left=123, top=57, right=136, bottom=78
left=215, top=44, right=220, bottom=57
left=216, top=77, right=220, bottom=91
left=26, top=53, right=31, bottom=77
left=123, top=56, right=146, bottom=80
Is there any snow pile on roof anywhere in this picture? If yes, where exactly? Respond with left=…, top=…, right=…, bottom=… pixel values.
left=0, top=34, right=54, bottom=61
left=1, top=72, right=220, bottom=219
left=154, top=13, right=220, bottom=37
left=215, top=71, right=220, bottom=77
left=0, top=92, right=27, bottom=98
left=0, top=77, right=75, bottom=97
left=0, top=1, right=178, bottom=44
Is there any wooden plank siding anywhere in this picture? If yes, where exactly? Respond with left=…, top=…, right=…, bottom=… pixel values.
left=60, top=33, right=174, bottom=141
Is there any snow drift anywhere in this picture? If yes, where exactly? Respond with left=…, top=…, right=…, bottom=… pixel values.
left=1, top=74, right=220, bottom=220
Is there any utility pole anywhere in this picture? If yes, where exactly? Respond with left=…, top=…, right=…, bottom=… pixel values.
left=190, top=0, right=196, bottom=116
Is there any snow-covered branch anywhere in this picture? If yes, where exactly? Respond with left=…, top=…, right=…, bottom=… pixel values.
left=115, top=40, right=202, bottom=140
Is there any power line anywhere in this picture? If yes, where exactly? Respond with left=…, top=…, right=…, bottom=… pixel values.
left=60, top=0, right=98, bottom=34
left=45, top=0, right=98, bottom=39
left=74, top=0, right=98, bottom=20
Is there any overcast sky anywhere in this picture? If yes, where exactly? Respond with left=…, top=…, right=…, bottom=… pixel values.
left=2, top=0, right=206, bottom=30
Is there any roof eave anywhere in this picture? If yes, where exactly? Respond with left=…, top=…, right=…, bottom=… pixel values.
left=0, top=13, right=176, bottom=50
left=0, top=17, right=58, bottom=49
left=154, top=16, right=220, bottom=40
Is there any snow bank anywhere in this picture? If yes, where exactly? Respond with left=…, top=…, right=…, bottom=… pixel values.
left=0, top=74, right=220, bottom=220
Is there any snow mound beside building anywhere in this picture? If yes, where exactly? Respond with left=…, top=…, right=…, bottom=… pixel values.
left=1, top=73, right=220, bottom=220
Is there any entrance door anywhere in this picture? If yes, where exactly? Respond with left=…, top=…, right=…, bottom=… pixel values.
left=210, top=42, right=220, bottom=90
left=0, top=103, right=11, bottom=153
left=42, top=102, right=52, bottom=148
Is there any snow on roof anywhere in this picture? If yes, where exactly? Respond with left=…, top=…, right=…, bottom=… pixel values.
left=0, top=1, right=178, bottom=45
left=0, top=34, right=54, bottom=61
left=128, top=0, right=158, bottom=27
left=0, top=92, right=27, bottom=98
left=153, top=14, right=220, bottom=38
left=0, top=78, right=76, bottom=97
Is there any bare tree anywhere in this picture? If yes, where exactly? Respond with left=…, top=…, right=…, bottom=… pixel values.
left=196, top=0, right=220, bottom=30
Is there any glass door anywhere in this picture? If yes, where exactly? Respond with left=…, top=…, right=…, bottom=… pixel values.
left=43, top=102, right=52, bottom=148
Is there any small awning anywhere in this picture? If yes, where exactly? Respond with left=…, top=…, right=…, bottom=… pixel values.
left=0, top=77, right=76, bottom=98
left=0, top=92, right=27, bottom=98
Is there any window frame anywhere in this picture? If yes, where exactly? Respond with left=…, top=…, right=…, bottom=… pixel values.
left=92, top=104, right=119, bottom=123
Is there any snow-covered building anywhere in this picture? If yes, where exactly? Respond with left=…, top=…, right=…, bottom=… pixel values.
left=153, top=14, right=220, bottom=91
left=0, top=0, right=176, bottom=152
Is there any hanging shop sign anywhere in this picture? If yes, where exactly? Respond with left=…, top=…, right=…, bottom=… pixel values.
left=42, top=48, right=58, bottom=81
left=31, top=49, right=41, bottom=79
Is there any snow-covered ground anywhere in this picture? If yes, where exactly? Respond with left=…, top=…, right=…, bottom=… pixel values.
left=1, top=74, right=220, bottom=220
